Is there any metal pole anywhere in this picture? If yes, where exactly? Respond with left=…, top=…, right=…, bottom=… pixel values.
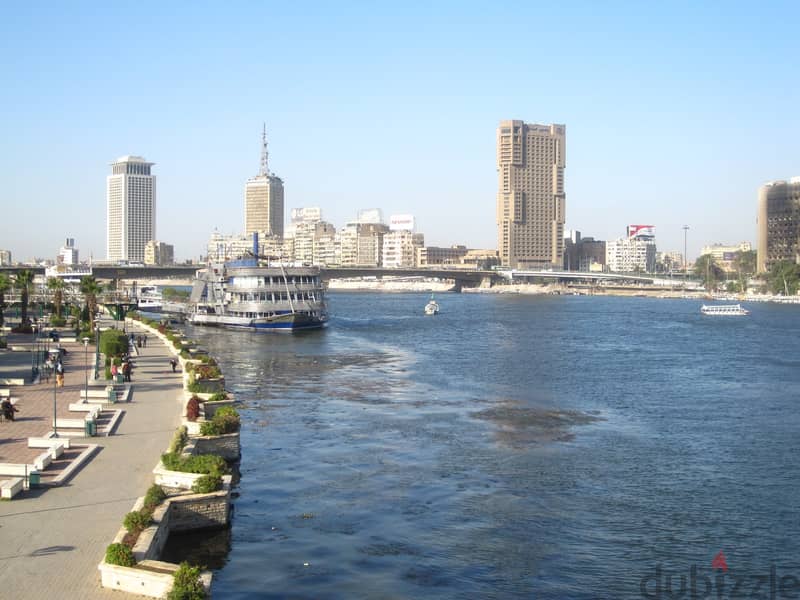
left=83, top=337, right=90, bottom=405
left=53, top=362, right=58, bottom=438
left=683, top=225, right=689, bottom=284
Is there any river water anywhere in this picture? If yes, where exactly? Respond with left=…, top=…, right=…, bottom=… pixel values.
left=174, top=293, right=800, bottom=599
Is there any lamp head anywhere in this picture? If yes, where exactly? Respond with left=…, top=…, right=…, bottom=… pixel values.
left=82, top=337, right=90, bottom=346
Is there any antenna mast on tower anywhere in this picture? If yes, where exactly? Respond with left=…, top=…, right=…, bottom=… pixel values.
left=259, top=123, right=269, bottom=177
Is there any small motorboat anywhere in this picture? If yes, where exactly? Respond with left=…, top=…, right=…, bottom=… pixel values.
left=424, top=297, right=440, bottom=316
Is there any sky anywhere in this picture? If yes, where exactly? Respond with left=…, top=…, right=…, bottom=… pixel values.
left=1, top=1, right=798, bottom=263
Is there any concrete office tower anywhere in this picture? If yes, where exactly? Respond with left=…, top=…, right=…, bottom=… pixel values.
left=496, top=121, right=566, bottom=269
left=757, top=178, right=800, bottom=273
left=245, top=125, right=284, bottom=239
left=107, top=156, right=156, bottom=262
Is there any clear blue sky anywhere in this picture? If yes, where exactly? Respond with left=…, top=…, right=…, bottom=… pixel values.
left=1, top=1, right=798, bottom=262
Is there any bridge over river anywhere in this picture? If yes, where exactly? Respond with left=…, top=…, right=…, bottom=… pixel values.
left=1, top=265, right=661, bottom=291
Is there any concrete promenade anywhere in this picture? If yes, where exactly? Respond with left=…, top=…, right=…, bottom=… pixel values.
left=0, top=320, right=184, bottom=599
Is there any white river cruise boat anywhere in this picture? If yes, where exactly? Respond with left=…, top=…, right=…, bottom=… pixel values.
left=700, top=303, right=749, bottom=316
left=188, top=259, right=328, bottom=332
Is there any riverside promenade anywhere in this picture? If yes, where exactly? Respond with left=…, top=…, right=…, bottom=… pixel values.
left=0, top=320, right=184, bottom=599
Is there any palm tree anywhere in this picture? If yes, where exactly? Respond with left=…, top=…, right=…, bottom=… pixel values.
left=14, top=269, right=35, bottom=326
left=80, top=276, right=103, bottom=329
left=0, top=273, right=10, bottom=327
left=47, top=276, right=66, bottom=319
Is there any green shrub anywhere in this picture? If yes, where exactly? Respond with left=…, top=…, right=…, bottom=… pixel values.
left=143, top=484, right=167, bottom=510
left=100, top=329, right=128, bottom=357
left=105, top=543, right=136, bottom=567
left=104, top=366, right=112, bottom=380
left=191, top=474, right=222, bottom=494
left=180, top=350, right=191, bottom=359
left=168, top=427, right=188, bottom=453
left=199, top=421, right=222, bottom=436
left=167, top=562, right=206, bottom=600
left=212, top=406, right=240, bottom=434
left=161, top=452, right=226, bottom=476
left=208, top=392, right=228, bottom=402
left=123, top=510, right=152, bottom=533
left=50, top=315, right=67, bottom=327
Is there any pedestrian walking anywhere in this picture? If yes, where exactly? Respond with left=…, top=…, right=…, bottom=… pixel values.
left=122, top=361, right=132, bottom=382
left=56, top=360, right=65, bottom=387
left=143, top=334, right=148, bottom=347
left=169, top=358, right=178, bottom=373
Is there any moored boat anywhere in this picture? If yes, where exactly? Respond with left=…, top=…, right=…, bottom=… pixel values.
left=700, top=303, right=749, bottom=316
left=188, top=261, right=327, bottom=331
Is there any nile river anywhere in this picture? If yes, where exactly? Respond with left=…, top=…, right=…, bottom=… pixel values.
left=173, top=293, right=800, bottom=599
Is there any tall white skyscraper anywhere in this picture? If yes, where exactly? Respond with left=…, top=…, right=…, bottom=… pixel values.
left=107, top=155, right=156, bottom=262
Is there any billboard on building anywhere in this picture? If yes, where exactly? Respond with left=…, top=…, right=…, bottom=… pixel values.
left=723, top=252, right=736, bottom=261
left=389, top=214, right=415, bottom=231
left=357, top=209, right=383, bottom=224
left=627, top=225, right=655, bottom=240
left=291, top=207, right=322, bottom=224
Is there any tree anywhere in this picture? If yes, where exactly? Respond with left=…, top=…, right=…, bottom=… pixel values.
left=47, top=276, right=66, bottom=318
left=79, top=276, right=103, bottom=330
left=0, top=273, right=10, bottom=327
left=693, top=255, right=725, bottom=292
left=766, top=261, right=800, bottom=296
left=731, top=250, right=757, bottom=292
left=14, top=269, right=35, bottom=326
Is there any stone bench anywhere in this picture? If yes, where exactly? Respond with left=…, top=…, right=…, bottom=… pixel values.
left=1, top=477, right=24, bottom=499
left=28, top=439, right=66, bottom=460
left=29, top=437, right=71, bottom=451
left=0, top=378, right=25, bottom=385
left=0, top=463, right=35, bottom=477
left=69, top=402, right=102, bottom=416
left=53, top=417, right=91, bottom=429
left=80, top=389, right=109, bottom=399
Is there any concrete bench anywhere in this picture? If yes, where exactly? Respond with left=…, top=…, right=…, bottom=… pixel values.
left=80, top=389, right=110, bottom=399
left=29, top=437, right=71, bottom=451
left=0, top=378, right=25, bottom=385
left=33, top=452, right=52, bottom=471
left=28, top=440, right=65, bottom=460
left=1, top=477, right=24, bottom=499
left=0, top=463, right=35, bottom=477
left=69, top=403, right=102, bottom=418
left=0, top=388, right=10, bottom=397
left=53, top=417, right=91, bottom=429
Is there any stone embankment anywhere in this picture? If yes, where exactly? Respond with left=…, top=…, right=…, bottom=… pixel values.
left=97, top=315, right=241, bottom=599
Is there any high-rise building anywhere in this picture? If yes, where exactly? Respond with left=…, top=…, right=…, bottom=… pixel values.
left=757, top=178, right=800, bottom=273
left=144, top=240, right=175, bottom=266
left=107, top=155, right=156, bottom=262
left=58, top=238, right=79, bottom=265
left=245, top=125, right=284, bottom=239
left=496, top=120, right=566, bottom=269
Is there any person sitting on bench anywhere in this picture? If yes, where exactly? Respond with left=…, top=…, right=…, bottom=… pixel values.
left=1, top=399, right=19, bottom=421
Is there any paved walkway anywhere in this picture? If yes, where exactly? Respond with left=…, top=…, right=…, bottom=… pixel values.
left=0, top=320, right=184, bottom=599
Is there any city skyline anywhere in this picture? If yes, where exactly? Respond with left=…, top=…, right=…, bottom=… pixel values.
left=1, top=3, right=798, bottom=262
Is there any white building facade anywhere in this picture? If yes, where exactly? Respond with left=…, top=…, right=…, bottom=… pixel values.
left=107, top=155, right=156, bottom=263
left=606, top=238, right=656, bottom=273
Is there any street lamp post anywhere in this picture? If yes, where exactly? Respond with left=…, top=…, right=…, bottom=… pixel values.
left=83, top=337, right=90, bottom=406
left=683, top=225, right=690, bottom=285
left=53, top=358, right=58, bottom=438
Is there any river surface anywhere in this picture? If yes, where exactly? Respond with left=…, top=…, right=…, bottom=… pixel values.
left=174, top=293, right=800, bottom=599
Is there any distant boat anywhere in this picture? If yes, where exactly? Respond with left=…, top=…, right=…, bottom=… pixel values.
left=701, top=303, right=749, bottom=316
left=424, top=296, right=440, bottom=316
